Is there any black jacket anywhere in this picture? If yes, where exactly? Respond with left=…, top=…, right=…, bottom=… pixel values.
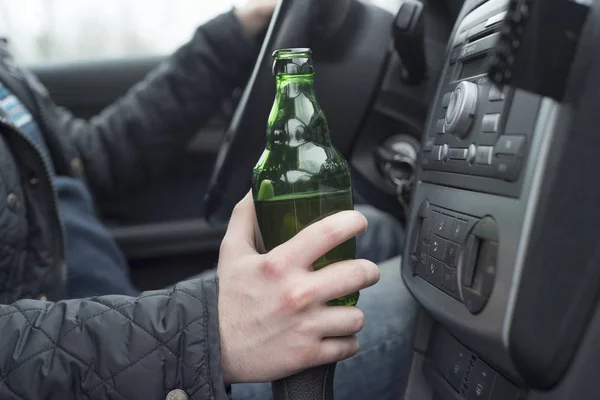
left=0, top=11, right=256, bottom=399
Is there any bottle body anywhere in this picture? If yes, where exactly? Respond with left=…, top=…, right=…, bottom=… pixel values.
left=252, top=48, right=358, bottom=306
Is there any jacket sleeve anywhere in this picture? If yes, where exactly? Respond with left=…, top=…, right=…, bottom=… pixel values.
left=0, top=278, right=229, bottom=400
left=51, top=10, right=258, bottom=201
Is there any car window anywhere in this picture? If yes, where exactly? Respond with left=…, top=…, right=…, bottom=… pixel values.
left=0, top=0, right=401, bottom=65
left=0, top=0, right=242, bottom=64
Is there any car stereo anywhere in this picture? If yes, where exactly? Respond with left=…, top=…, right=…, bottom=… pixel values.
left=407, top=0, right=539, bottom=319
left=420, top=1, right=540, bottom=198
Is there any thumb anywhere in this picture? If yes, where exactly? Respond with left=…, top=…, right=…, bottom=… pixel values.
left=220, top=191, right=258, bottom=261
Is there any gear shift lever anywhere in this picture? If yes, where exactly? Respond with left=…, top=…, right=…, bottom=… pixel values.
left=272, top=364, right=336, bottom=400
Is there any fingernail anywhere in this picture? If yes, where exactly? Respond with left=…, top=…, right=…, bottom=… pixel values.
left=353, top=211, right=368, bottom=233
left=365, top=261, right=380, bottom=283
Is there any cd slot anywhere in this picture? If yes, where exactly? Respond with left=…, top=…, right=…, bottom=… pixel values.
left=458, top=32, right=500, bottom=61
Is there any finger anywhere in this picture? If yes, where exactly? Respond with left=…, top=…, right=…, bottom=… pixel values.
left=307, top=306, right=365, bottom=338
left=220, top=191, right=257, bottom=260
left=269, top=210, right=368, bottom=270
left=315, top=336, right=360, bottom=366
left=308, top=259, right=380, bottom=303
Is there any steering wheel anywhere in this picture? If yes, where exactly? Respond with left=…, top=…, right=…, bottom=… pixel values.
left=204, top=0, right=393, bottom=223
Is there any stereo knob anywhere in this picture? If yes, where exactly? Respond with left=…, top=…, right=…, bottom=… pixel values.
left=444, top=81, right=478, bottom=138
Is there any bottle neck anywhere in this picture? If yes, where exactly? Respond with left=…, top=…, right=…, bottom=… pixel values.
left=267, top=74, right=331, bottom=148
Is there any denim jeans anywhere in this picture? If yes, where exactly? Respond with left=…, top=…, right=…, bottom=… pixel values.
left=353, top=204, right=405, bottom=264
left=231, top=205, right=416, bottom=399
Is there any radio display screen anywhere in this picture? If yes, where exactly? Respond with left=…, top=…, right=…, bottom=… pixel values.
left=460, top=56, right=488, bottom=79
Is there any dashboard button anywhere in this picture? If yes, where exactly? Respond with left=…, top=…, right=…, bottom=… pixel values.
left=448, top=148, right=468, bottom=160
left=433, top=145, right=442, bottom=161
left=475, top=146, right=493, bottom=165
left=488, top=84, right=505, bottom=101
left=492, top=157, right=521, bottom=181
left=436, top=119, right=445, bottom=134
left=482, top=113, right=500, bottom=133
left=430, top=236, right=448, bottom=261
left=467, top=144, right=477, bottom=164
left=426, top=258, right=444, bottom=286
left=468, top=359, right=495, bottom=400
left=440, top=144, right=449, bottom=161
left=443, top=266, right=456, bottom=292
left=445, top=342, right=470, bottom=391
left=445, top=242, right=460, bottom=266
left=495, top=135, right=525, bottom=156
left=450, top=219, right=469, bottom=243
left=432, top=212, right=453, bottom=238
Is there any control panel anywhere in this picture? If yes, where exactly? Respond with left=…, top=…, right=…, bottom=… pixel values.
left=401, top=0, right=600, bottom=397
left=420, top=3, right=540, bottom=197
left=410, top=200, right=499, bottom=314
left=427, top=328, right=520, bottom=400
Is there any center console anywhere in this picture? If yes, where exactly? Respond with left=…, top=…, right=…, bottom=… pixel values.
left=401, top=0, right=600, bottom=399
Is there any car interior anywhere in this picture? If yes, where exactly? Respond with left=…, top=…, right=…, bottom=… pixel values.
left=27, top=0, right=600, bottom=398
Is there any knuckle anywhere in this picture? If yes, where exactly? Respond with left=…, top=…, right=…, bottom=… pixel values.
left=278, top=253, right=295, bottom=270
left=219, top=239, right=232, bottom=256
left=260, top=257, right=283, bottom=280
left=280, top=284, right=314, bottom=312
left=297, top=318, right=316, bottom=336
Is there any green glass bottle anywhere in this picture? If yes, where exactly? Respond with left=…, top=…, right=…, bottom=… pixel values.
left=253, top=48, right=358, bottom=307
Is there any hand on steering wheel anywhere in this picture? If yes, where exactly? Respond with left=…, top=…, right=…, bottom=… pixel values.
left=234, top=0, right=278, bottom=38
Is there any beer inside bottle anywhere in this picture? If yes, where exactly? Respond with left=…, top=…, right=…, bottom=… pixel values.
left=253, top=48, right=358, bottom=307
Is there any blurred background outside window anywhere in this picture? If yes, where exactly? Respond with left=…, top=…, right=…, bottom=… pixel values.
left=0, top=0, right=401, bottom=65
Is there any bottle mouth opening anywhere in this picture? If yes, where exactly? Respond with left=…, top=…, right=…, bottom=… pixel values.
left=273, top=48, right=312, bottom=60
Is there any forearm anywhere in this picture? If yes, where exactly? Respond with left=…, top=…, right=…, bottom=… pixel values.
left=0, top=279, right=228, bottom=400
left=59, top=10, right=258, bottom=200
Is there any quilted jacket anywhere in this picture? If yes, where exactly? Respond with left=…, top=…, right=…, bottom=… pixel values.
left=0, top=11, right=256, bottom=400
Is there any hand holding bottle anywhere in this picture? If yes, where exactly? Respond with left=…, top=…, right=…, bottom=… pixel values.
left=217, top=192, right=380, bottom=384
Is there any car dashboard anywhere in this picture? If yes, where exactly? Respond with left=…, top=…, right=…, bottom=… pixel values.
left=399, top=0, right=600, bottom=399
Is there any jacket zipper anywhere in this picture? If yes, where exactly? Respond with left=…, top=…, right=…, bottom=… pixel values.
left=0, top=116, right=67, bottom=291
left=31, top=86, right=72, bottom=283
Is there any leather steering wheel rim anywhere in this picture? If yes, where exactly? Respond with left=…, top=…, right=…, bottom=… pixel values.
left=204, top=0, right=392, bottom=222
